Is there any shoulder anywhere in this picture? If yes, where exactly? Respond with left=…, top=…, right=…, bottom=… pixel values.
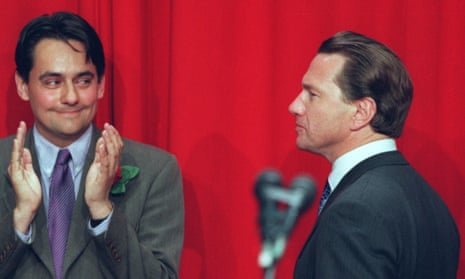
left=336, top=165, right=416, bottom=211
left=0, top=135, right=15, bottom=167
left=0, top=135, right=15, bottom=150
left=120, top=138, right=180, bottom=173
left=122, top=138, right=175, bottom=160
left=325, top=160, right=435, bottom=229
left=336, top=151, right=423, bottom=206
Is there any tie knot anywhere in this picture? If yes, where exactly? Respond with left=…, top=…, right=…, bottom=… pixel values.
left=56, top=149, right=71, bottom=165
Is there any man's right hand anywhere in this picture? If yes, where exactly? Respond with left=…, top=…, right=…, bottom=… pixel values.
left=8, top=121, right=42, bottom=234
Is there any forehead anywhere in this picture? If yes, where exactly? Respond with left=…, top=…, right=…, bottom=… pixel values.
left=303, top=53, right=346, bottom=88
left=33, top=38, right=85, bottom=57
left=31, top=38, right=94, bottom=73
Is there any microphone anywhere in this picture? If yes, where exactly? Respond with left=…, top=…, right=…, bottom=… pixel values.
left=255, top=170, right=283, bottom=244
left=282, top=175, right=316, bottom=236
left=255, top=170, right=316, bottom=269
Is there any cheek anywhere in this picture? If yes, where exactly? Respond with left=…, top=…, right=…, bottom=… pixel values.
left=308, top=107, right=343, bottom=134
left=308, top=106, right=330, bottom=124
left=79, top=89, right=101, bottom=104
left=28, top=92, right=56, bottom=108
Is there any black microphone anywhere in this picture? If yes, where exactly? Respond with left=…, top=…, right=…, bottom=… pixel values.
left=255, top=170, right=316, bottom=269
left=255, top=170, right=283, bottom=243
left=281, top=175, right=316, bottom=236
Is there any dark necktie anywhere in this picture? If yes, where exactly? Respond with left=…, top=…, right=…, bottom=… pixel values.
left=318, top=181, right=331, bottom=215
left=48, top=149, right=75, bottom=279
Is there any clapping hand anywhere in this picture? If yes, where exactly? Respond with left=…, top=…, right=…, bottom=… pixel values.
left=85, top=123, right=124, bottom=220
left=8, top=121, right=42, bottom=234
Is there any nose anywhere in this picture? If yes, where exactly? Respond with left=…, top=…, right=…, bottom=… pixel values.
left=289, top=92, right=305, bottom=115
left=61, top=81, right=79, bottom=105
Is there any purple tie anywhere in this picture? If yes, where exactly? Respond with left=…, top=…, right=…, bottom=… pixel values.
left=48, top=149, right=75, bottom=279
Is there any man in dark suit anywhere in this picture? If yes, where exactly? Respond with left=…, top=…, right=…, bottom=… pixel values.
left=289, top=31, right=459, bottom=278
left=0, top=12, right=183, bottom=278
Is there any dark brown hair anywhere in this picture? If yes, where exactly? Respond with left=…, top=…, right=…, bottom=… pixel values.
left=318, top=31, right=413, bottom=138
left=15, top=11, right=105, bottom=83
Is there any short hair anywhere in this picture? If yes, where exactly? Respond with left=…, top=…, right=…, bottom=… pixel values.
left=15, top=11, right=105, bottom=83
left=318, top=31, right=413, bottom=138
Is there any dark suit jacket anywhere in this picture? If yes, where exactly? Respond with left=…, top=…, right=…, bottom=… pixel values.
left=294, top=151, right=459, bottom=279
left=0, top=126, right=184, bottom=278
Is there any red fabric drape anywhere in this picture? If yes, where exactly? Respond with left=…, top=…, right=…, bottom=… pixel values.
left=1, top=1, right=464, bottom=278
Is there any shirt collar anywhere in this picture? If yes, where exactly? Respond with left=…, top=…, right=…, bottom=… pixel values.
left=328, top=138, right=397, bottom=191
left=33, top=124, right=93, bottom=177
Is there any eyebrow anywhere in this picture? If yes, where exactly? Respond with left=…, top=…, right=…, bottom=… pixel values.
left=39, top=70, right=95, bottom=81
left=39, top=72, right=61, bottom=81
left=302, top=83, right=311, bottom=91
left=302, top=83, right=319, bottom=92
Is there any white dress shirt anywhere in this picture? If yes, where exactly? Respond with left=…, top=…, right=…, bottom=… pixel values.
left=327, top=138, right=397, bottom=192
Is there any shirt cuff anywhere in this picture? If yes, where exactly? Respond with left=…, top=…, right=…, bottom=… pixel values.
left=15, top=226, right=32, bottom=244
left=88, top=209, right=114, bottom=236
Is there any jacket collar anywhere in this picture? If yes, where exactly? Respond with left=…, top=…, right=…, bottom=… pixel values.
left=297, top=151, right=409, bottom=261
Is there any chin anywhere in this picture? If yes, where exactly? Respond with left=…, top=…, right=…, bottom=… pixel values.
left=295, top=140, right=317, bottom=153
left=295, top=141, right=309, bottom=151
left=58, top=124, right=90, bottom=137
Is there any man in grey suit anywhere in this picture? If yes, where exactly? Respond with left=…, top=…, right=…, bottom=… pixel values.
left=0, top=12, right=184, bottom=278
left=289, top=31, right=459, bottom=278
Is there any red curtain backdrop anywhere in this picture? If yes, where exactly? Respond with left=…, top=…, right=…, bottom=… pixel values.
left=1, top=1, right=464, bottom=278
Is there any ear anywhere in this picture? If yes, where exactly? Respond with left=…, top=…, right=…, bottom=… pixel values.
left=350, top=97, right=376, bottom=131
left=97, top=75, right=105, bottom=99
left=15, top=72, right=30, bottom=101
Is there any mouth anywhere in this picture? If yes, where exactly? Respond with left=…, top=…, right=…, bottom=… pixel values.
left=55, top=108, right=83, bottom=116
left=295, top=122, right=305, bottom=129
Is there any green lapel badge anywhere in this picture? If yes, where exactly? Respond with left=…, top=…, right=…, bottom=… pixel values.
left=111, top=165, right=140, bottom=195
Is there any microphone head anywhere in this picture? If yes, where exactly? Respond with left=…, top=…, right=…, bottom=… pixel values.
left=288, top=175, right=316, bottom=211
left=255, top=169, right=283, bottom=241
left=255, top=169, right=282, bottom=201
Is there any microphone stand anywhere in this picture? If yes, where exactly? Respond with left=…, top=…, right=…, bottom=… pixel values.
left=264, top=266, right=276, bottom=279
left=258, top=234, right=287, bottom=279
left=255, top=171, right=316, bottom=279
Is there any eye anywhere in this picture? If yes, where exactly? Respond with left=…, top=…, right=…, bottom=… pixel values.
left=308, top=91, right=319, bottom=99
left=75, top=76, right=93, bottom=88
left=43, top=78, right=62, bottom=88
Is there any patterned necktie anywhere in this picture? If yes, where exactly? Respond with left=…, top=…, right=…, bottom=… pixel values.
left=318, top=181, right=331, bottom=215
left=48, top=149, right=75, bottom=279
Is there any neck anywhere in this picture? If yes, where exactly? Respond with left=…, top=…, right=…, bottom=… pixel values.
left=325, top=132, right=389, bottom=163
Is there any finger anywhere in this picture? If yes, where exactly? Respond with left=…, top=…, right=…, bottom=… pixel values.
left=98, top=141, right=109, bottom=168
left=22, top=148, right=34, bottom=172
left=10, top=122, right=27, bottom=170
left=103, top=124, right=122, bottom=170
left=16, top=121, right=27, bottom=147
left=108, top=123, right=123, bottom=150
left=10, top=139, right=21, bottom=170
left=103, top=123, right=120, bottom=153
left=94, top=137, right=105, bottom=164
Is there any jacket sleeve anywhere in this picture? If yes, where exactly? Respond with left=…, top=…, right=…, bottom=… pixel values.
left=0, top=208, right=30, bottom=277
left=92, top=154, right=184, bottom=279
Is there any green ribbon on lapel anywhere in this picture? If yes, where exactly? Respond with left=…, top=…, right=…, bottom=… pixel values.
left=110, top=165, right=140, bottom=195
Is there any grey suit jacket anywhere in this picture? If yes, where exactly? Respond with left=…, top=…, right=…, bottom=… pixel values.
left=294, top=151, right=459, bottom=279
left=0, top=126, right=184, bottom=278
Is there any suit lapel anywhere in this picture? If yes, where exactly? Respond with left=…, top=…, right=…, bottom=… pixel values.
left=26, top=130, right=55, bottom=275
left=63, top=126, right=101, bottom=273
left=297, top=151, right=408, bottom=260
left=322, top=151, right=407, bottom=213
